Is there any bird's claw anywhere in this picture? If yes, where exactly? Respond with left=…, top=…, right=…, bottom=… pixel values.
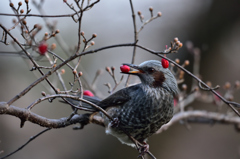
left=138, top=142, right=149, bottom=158
left=110, top=118, right=120, bottom=128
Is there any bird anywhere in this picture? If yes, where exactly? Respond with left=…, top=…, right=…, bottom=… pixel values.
left=67, top=60, right=178, bottom=152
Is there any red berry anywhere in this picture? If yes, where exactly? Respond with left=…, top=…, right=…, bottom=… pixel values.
left=38, top=42, right=48, bottom=55
left=120, top=65, right=130, bottom=73
left=161, top=58, right=169, bottom=68
left=83, top=90, right=94, bottom=97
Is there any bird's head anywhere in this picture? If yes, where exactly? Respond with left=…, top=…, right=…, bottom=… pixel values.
left=122, top=60, right=178, bottom=95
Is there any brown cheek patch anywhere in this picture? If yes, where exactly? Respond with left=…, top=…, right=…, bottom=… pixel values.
left=152, top=71, right=165, bottom=87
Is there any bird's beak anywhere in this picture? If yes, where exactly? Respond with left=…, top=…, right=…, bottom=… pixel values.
left=121, top=63, right=144, bottom=74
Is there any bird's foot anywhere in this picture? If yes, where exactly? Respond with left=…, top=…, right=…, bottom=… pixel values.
left=138, top=142, right=149, bottom=158
left=110, top=118, right=120, bottom=128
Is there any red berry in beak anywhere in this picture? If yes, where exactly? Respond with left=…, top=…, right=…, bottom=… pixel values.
left=161, top=58, right=169, bottom=68
left=120, top=65, right=130, bottom=73
left=83, top=90, right=94, bottom=97
left=38, top=41, right=48, bottom=55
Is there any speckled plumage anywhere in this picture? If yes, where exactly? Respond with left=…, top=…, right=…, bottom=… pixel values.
left=67, top=60, right=178, bottom=147
left=97, top=60, right=178, bottom=147
left=102, top=84, right=174, bottom=146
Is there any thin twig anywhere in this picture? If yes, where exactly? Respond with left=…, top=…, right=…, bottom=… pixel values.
left=0, top=24, right=59, bottom=105
left=0, top=13, right=78, bottom=18
left=137, top=15, right=159, bottom=33
left=33, top=1, right=84, bottom=97
left=126, top=0, right=138, bottom=86
left=0, top=128, right=51, bottom=159
left=75, top=1, right=84, bottom=54
left=44, top=52, right=67, bottom=92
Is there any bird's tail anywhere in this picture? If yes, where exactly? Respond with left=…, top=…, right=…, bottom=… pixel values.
left=60, top=95, right=101, bottom=111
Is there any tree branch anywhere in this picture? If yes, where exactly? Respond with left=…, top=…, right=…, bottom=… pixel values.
left=157, top=110, right=240, bottom=134
left=0, top=102, right=91, bottom=128
left=0, top=128, right=51, bottom=159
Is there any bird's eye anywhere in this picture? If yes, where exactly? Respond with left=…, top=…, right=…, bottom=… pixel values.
left=147, top=67, right=155, bottom=73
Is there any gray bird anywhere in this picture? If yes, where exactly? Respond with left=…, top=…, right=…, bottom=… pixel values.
left=68, top=60, right=178, bottom=150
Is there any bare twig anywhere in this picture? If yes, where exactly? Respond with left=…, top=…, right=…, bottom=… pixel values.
left=137, top=15, right=160, bottom=33
left=0, top=128, right=51, bottom=159
left=126, top=0, right=138, bottom=86
left=0, top=24, right=59, bottom=105
left=0, top=13, right=80, bottom=18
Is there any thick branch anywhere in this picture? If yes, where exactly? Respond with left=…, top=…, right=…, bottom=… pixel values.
left=0, top=102, right=91, bottom=128
left=157, top=110, right=240, bottom=134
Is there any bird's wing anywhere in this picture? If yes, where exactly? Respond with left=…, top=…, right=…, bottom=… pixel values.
left=81, top=89, right=131, bottom=110
left=83, top=95, right=101, bottom=104
left=60, top=84, right=140, bottom=111
left=59, top=95, right=101, bottom=111
left=99, top=84, right=140, bottom=109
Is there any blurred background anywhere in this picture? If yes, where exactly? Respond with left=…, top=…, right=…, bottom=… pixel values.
left=0, top=0, right=240, bottom=159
